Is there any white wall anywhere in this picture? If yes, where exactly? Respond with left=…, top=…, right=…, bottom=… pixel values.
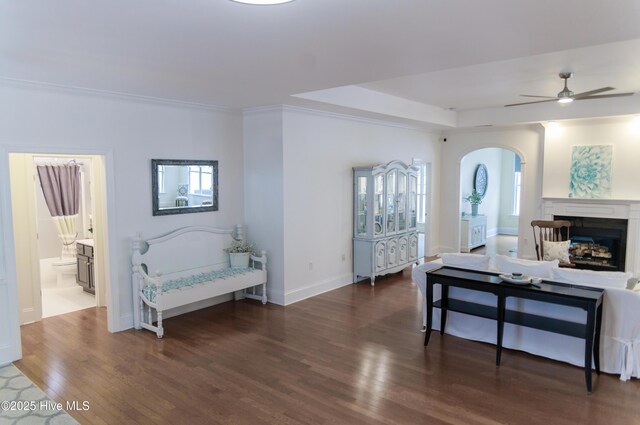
left=0, top=82, right=244, bottom=365
left=280, top=107, right=441, bottom=304
left=245, top=106, right=441, bottom=305
left=440, top=125, right=545, bottom=258
left=243, top=108, right=285, bottom=304
left=0, top=161, right=20, bottom=364
left=543, top=117, right=640, bottom=200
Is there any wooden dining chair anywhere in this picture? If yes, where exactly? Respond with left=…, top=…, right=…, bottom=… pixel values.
left=531, top=220, right=575, bottom=267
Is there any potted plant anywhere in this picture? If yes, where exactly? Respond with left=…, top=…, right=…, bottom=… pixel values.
left=464, top=190, right=483, bottom=216
left=224, top=240, right=256, bottom=268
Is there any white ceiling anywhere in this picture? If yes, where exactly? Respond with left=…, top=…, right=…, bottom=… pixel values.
left=360, top=40, right=640, bottom=111
left=2, top=0, right=640, bottom=124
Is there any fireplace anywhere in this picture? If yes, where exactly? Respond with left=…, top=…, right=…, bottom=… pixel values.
left=554, top=215, right=627, bottom=271
left=542, top=197, right=639, bottom=274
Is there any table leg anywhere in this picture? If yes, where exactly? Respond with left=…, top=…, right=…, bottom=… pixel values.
left=584, top=304, right=596, bottom=393
left=496, top=294, right=505, bottom=366
left=440, top=285, right=449, bottom=335
left=424, top=277, right=434, bottom=346
left=593, top=302, right=603, bottom=376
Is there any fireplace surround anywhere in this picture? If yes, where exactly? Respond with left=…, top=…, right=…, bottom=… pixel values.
left=542, top=198, right=640, bottom=275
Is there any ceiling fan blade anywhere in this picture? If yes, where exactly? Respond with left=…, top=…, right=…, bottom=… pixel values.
left=572, top=87, right=614, bottom=98
left=575, top=92, right=634, bottom=100
left=504, top=99, right=557, bottom=107
left=519, top=94, right=557, bottom=99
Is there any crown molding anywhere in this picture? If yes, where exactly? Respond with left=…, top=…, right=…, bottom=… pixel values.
left=443, top=122, right=544, bottom=136
left=242, top=105, right=285, bottom=116
left=0, top=77, right=239, bottom=115
left=282, top=104, right=443, bottom=134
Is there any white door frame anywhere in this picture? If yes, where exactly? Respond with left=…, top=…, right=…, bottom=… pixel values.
left=8, top=154, right=43, bottom=323
left=0, top=144, right=120, bottom=364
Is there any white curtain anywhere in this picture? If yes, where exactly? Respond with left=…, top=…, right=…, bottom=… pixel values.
left=53, top=215, right=79, bottom=257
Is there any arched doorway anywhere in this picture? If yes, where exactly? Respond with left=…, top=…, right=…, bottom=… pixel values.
left=459, top=147, right=522, bottom=256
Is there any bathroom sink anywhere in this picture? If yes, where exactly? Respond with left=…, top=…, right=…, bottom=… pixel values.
left=76, top=238, right=94, bottom=247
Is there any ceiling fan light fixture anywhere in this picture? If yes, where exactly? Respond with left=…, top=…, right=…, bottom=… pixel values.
left=557, top=85, right=574, bottom=103
left=230, top=0, right=295, bottom=4
left=506, top=72, right=632, bottom=107
left=556, top=73, right=574, bottom=103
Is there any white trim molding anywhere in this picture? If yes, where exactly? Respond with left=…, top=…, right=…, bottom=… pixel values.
left=283, top=273, right=353, bottom=306
left=0, top=77, right=238, bottom=114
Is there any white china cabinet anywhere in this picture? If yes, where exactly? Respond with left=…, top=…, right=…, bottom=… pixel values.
left=353, top=160, right=419, bottom=286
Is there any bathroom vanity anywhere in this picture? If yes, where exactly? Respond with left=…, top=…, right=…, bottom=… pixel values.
left=76, top=239, right=95, bottom=294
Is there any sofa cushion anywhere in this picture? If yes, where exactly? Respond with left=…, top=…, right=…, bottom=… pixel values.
left=495, top=254, right=559, bottom=278
left=441, top=253, right=491, bottom=271
left=552, top=267, right=632, bottom=289
left=543, top=240, right=571, bottom=263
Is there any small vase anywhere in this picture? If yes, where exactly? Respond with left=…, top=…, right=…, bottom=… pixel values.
left=471, top=204, right=479, bottom=216
left=229, top=252, right=250, bottom=268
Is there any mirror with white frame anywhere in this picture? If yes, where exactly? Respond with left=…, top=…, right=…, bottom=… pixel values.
left=152, top=159, right=218, bottom=216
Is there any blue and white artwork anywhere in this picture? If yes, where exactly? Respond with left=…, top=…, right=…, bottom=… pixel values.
left=569, top=145, right=612, bottom=198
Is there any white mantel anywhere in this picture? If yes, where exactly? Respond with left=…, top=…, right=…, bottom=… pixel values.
left=542, top=198, right=640, bottom=275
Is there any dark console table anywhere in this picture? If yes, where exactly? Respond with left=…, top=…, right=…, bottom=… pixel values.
left=424, top=266, right=604, bottom=393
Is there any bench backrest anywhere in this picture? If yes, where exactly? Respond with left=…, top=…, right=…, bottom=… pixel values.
left=134, top=226, right=240, bottom=277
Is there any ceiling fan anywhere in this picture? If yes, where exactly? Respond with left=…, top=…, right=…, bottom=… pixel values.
left=505, top=72, right=634, bottom=107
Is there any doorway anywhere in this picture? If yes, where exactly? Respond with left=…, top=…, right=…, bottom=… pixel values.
left=413, top=159, right=432, bottom=259
left=459, top=148, right=521, bottom=256
left=9, top=153, right=109, bottom=325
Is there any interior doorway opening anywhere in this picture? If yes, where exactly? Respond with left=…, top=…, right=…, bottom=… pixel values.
left=9, top=153, right=110, bottom=325
left=458, top=148, right=521, bottom=257
left=413, top=159, right=431, bottom=260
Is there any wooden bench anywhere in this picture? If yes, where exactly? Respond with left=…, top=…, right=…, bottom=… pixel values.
left=131, top=225, right=267, bottom=338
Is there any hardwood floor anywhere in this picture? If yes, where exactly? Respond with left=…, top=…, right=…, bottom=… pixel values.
left=16, top=269, right=640, bottom=425
left=471, top=234, right=518, bottom=257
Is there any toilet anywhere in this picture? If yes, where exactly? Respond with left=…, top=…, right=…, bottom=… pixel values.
left=52, top=257, right=78, bottom=288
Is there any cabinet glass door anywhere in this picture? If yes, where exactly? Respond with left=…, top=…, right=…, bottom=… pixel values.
left=409, top=174, right=417, bottom=229
left=373, top=174, right=384, bottom=236
left=386, top=170, right=396, bottom=234
left=356, top=176, right=367, bottom=237
left=397, top=172, right=407, bottom=232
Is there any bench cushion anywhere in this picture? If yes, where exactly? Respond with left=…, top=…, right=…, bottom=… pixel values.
left=142, top=267, right=255, bottom=303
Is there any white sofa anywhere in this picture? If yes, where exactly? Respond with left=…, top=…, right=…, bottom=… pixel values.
left=412, top=254, right=640, bottom=381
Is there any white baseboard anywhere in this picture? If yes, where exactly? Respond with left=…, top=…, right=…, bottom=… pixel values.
left=497, top=227, right=518, bottom=235
left=487, top=227, right=499, bottom=238
left=283, top=273, right=352, bottom=305
left=21, top=307, right=36, bottom=325
left=0, top=341, right=20, bottom=367
left=118, top=312, right=134, bottom=332
left=266, top=287, right=285, bottom=306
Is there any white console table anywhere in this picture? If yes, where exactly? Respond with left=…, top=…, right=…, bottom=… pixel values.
left=460, top=215, right=487, bottom=252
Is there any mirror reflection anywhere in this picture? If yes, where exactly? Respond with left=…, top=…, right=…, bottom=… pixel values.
left=152, top=159, right=218, bottom=216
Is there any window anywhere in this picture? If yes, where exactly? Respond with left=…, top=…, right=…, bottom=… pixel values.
left=512, top=156, right=521, bottom=215
left=189, top=165, right=213, bottom=195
